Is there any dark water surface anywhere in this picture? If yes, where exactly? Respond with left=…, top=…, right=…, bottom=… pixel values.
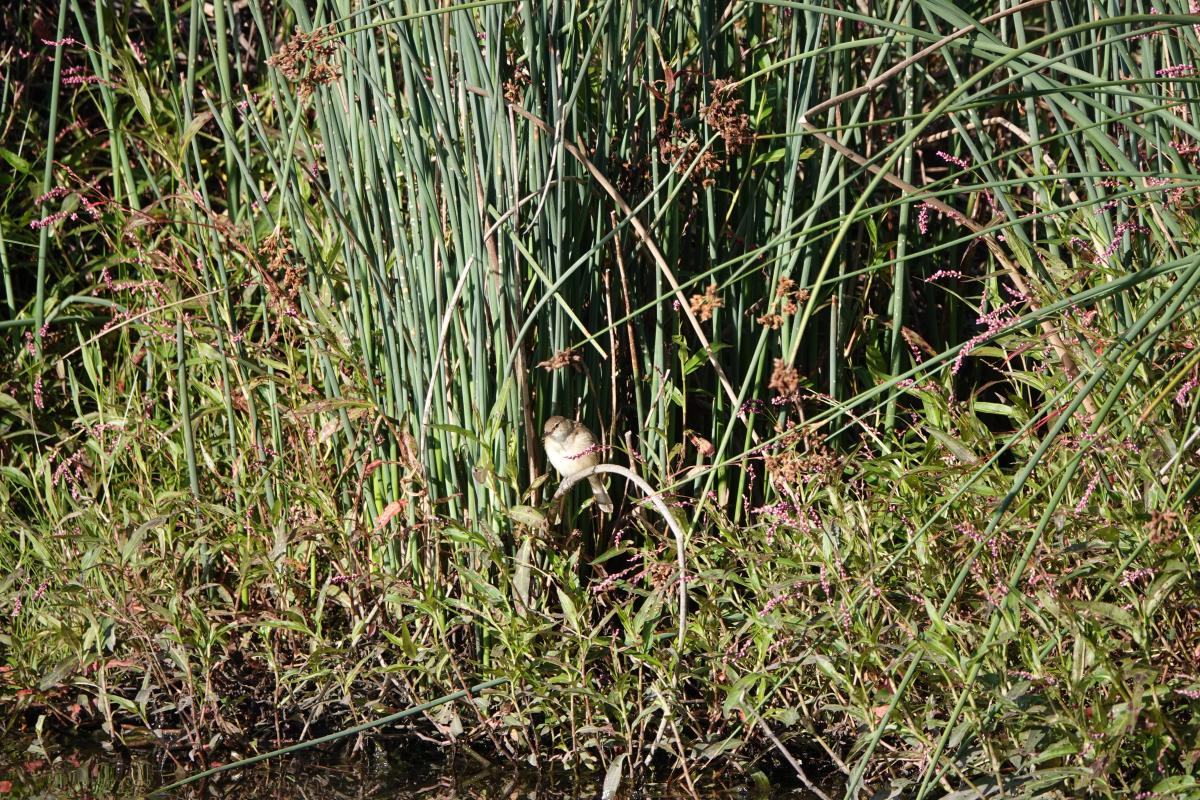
left=0, top=735, right=828, bottom=798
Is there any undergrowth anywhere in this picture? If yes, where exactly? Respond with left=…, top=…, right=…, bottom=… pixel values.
left=3, top=1, right=1200, bottom=797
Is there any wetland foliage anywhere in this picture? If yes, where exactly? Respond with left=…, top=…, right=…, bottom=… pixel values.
left=3, top=1, right=1200, bottom=797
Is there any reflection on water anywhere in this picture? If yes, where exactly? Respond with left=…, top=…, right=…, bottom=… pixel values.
left=0, top=735, right=818, bottom=798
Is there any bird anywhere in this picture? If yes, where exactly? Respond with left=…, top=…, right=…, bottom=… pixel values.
left=542, top=415, right=613, bottom=513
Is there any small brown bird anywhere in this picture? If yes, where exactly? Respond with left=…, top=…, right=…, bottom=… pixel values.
left=542, top=415, right=613, bottom=513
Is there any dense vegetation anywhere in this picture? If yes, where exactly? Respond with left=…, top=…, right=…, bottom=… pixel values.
left=3, top=0, right=1200, bottom=796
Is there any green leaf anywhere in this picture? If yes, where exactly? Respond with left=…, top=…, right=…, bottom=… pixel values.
left=514, top=537, right=533, bottom=611
left=431, top=423, right=479, bottom=443
left=972, top=401, right=1016, bottom=417
left=0, top=146, right=31, bottom=174
left=556, top=587, right=579, bottom=632
left=752, top=147, right=787, bottom=166
left=1153, top=775, right=1198, bottom=793
left=1034, top=737, right=1078, bottom=763
left=508, top=505, right=547, bottom=530
left=927, top=428, right=979, bottom=464
left=179, top=111, right=214, bottom=160
left=601, top=753, right=626, bottom=800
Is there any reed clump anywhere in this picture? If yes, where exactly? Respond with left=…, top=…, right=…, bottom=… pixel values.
left=3, top=2, right=1199, bottom=797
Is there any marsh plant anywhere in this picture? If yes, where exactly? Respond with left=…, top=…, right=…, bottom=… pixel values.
left=3, top=0, right=1200, bottom=797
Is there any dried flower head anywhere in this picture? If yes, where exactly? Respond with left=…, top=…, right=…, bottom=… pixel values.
left=503, top=61, right=530, bottom=103
left=1148, top=510, right=1181, bottom=544
left=702, top=80, right=755, bottom=152
left=537, top=348, right=582, bottom=372
left=688, top=432, right=716, bottom=458
left=258, top=231, right=304, bottom=320
left=768, top=358, right=800, bottom=397
left=269, top=27, right=342, bottom=99
left=762, top=429, right=840, bottom=491
left=758, top=313, right=784, bottom=330
left=771, top=277, right=810, bottom=315
left=689, top=283, right=724, bottom=321
left=657, top=120, right=724, bottom=185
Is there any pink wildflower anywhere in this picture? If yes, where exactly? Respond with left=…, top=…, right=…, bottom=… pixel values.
left=1155, top=65, right=1195, bottom=78
left=917, top=201, right=931, bottom=234
left=937, top=150, right=971, bottom=169
left=1176, top=374, right=1199, bottom=407
left=925, top=269, right=964, bottom=282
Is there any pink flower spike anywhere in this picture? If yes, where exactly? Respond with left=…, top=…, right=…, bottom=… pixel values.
left=34, top=187, right=69, bottom=206
left=936, top=150, right=971, bottom=169
left=1176, top=374, right=1199, bottom=407
left=1156, top=65, right=1196, bottom=78
left=30, top=210, right=71, bottom=229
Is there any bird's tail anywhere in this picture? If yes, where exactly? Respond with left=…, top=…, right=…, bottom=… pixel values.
left=588, top=476, right=614, bottom=513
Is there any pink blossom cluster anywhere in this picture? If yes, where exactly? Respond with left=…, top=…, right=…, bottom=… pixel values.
left=29, top=188, right=104, bottom=231
left=1069, top=236, right=1096, bottom=259
left=1162, top=184, right=1189, bottom=206
left=1176, top=373, right=1199, bottom=407
left=1119, top=567, right=1156, bottom=587
left=916, top=199, right=968, bottom=235
left=34, top=186, right=70, bottom=206
left=759, top=591, right=794, bottom=616
left=917, top=201, right=931, bottom=234
left=723, top=635, right=755, bottom=665
left=62, top=65, right=103, bottom=86
left=1008, top=669, right=1058, bottom=685
left=951, top=291, right=1027, bottom=375
left=1074, top=471, right=1103, bottom=513
left=936, top=150, right=971, bottom=170
left=97, top=274, right=174, bottom=343
left=1096, top=220, right=1149, bottom=264
left=591, top=543, right=670, bottom=595
left=925, top=269, right=964, bottom=283
left=24, top=326, right=49, bottom=355
left=753, top=500, right=795, bottom=546
left=739, top=398, right=769, bottom=415
left=1155, top=65, right=1195, bottom=78
left=957, top=521, right=1006, bottom=560
left=30, top=210, right=72, bottom=230
left=85, top=421, right=134, bottom=463
left=52, top=450, right=87, bottom=500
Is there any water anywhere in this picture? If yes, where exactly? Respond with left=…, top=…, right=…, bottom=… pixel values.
left=0, top=735, right=826, bottom=798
